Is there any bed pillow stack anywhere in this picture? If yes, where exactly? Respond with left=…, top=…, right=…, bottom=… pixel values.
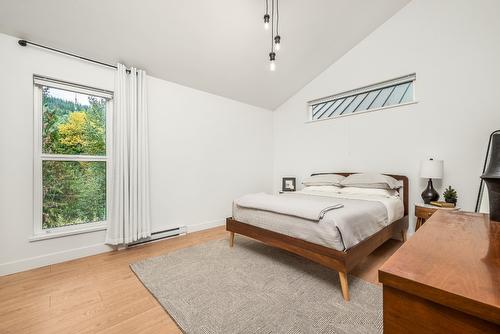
left=301, top=173, right=402, bottom=198
left=339, top=173, right=403, bottom=190
left=339, top=186, right=399, bottom=198
left=302, top=174, right=345, bottom=187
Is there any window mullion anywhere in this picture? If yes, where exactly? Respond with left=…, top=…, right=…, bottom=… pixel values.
left=41, top=154, right=107, bottom=162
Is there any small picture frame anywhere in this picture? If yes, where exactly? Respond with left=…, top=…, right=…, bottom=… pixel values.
left=282, top=177, right=296, bottom=192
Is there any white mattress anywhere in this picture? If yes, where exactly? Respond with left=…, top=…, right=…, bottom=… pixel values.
left=232, top=191, right=404, bottom=251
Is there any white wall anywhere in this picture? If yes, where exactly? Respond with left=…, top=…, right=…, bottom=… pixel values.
left=148, top=77, right=273, bottom=233
left=273, top=0, right=500, bottom=233
left=0, top=33, right=273, bottom=275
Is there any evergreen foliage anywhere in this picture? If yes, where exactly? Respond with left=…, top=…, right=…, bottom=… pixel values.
left=42, top=88, right=107, bottom=229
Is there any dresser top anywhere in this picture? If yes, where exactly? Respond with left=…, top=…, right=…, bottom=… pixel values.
left=414, top=202, right=460, bottom=210
left=379, top=210, right=500, bottom=324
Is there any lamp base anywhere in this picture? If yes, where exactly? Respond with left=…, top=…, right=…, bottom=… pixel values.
left=421, top=179, right=439, bottom=204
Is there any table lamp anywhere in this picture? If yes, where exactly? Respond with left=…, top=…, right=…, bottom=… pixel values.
left=420, top=158, right=443, bottom=204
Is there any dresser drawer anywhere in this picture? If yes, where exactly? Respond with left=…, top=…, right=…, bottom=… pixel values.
left=380, top=210, right=500, bottom=330
left=415, top=206, right=436, bottom=219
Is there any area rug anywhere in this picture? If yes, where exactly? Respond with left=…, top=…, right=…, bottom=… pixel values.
left=130, top=237, right=383, bottom=334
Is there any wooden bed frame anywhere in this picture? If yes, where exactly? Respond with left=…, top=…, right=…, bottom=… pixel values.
left=226, top=173, right=409, bottom=301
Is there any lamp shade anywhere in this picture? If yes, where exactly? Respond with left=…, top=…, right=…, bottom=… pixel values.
left=420, top=159, right=443, bottom=179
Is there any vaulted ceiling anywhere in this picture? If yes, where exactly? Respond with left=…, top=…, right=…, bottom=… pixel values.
left=0, top=0, right=410, bottom=109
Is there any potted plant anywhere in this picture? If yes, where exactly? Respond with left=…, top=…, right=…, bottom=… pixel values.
left=443, top=186, right=457, bottom=205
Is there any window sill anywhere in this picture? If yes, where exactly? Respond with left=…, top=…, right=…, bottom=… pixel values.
left=29, top=224, right=107, bottom=242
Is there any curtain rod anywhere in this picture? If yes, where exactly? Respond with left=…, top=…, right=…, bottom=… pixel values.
left=18, top=39, right=132, bottom=74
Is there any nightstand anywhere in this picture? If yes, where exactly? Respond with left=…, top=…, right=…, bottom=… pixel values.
left=415, top=203, right=459, bottom=231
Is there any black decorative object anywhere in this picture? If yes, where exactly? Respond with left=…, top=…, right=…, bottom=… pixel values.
left=282, top=177, right=296, bottom=192
left=420, top=158, right=443, bottom=204
left=481, top=132, right=500, bottom=221
left=421, top=179, right=439, bottom=204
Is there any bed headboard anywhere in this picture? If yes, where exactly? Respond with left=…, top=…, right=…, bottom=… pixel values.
left=310, top=172, right=409, bottom=216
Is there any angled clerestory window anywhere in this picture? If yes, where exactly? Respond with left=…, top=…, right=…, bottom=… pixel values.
left=309, top=74, right=416, bottom=121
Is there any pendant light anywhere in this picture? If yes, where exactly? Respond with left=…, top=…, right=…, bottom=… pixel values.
left=274, top=36, right=281, bottom=51
left=263, top=0, right=270, bottom=30
left=269, top=52, right=276, bottom=71
left=263, top=0, right=282, bottom=71
left=269, top=0, right=276, bottom=71
left=274, top=0, right=281, bottom=51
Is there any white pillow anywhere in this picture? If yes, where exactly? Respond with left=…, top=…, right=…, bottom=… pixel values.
left=302, top=185, right=341, bottom=193
left=339, top=187, right=399, bottom=198
left=340, top=173, right=403, bottom=190
left=302, top=174, right=346, bottom=187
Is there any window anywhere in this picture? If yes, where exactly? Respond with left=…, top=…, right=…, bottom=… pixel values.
left=33, top=76, right=112, bottom=238
left=309, top=74, right=416, bottom=121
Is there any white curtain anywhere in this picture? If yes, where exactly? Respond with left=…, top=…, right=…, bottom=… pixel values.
left=106, top=63, right=152, bottom=245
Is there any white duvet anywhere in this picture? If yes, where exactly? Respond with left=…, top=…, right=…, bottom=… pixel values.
left=298, top=187, right=404, bottom=224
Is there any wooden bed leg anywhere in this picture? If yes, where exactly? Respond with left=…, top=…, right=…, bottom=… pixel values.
left=401, top=229, right=407, bottom=242
left=229, top=232, right=235, bottom=247
left=338, top=272, right=350, bottom=301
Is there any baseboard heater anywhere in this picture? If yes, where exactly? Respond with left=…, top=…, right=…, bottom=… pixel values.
left=127, top=226, right=187, bottom=247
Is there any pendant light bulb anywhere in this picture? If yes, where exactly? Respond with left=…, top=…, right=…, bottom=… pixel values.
left=263, top=14, right=270, bottom=30
left=274, top=35, right=281, bottom=51
left=269, top=52, right=276, bottom=71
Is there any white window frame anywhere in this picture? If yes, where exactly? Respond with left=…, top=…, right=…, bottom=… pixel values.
left=32, top=76, right=113, bottom=241
left=307, top=74, right=417, bottom=122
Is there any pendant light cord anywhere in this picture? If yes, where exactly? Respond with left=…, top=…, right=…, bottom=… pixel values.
left=265, top=0, right=268, bottom=15
left=271, top=0, right=275, bottom=51
left=276, top=0, right=279, bottom=35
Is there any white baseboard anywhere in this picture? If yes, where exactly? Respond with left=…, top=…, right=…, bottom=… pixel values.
left=1, top=218, right=226, bottom=276
left=186, top=218, right=225, bottom=233
left=0, top=243, right=113, bottom=276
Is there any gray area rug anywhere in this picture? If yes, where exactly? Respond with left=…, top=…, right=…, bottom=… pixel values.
left=131, top=237, right=383, bottom=334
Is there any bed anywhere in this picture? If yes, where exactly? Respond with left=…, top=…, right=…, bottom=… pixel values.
left=226, top=172, right=409, bottom=301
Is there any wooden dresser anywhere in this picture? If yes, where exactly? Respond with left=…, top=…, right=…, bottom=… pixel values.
left=379, top=210, right=500, bottom=333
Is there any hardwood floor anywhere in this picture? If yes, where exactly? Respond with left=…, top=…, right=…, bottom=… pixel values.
left=0, top=227, right=402, bottom=333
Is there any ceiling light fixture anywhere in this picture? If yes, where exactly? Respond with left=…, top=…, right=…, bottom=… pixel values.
left=264, top=0, right=282, bottom=71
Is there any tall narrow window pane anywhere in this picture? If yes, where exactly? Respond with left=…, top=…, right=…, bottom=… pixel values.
left=42, top=87, right=106, bottom=156
left=35, top=78, right=110, bottom=235
left=42, top=161, right=106, bottom=229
